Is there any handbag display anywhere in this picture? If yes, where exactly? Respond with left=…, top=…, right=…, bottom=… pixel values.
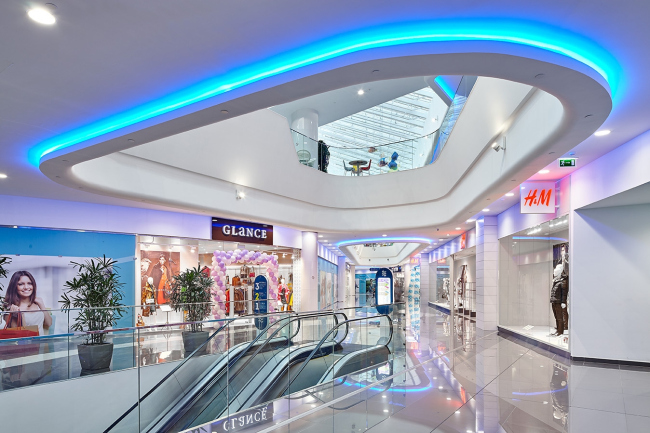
left=0, top=312, right=40, bottom=359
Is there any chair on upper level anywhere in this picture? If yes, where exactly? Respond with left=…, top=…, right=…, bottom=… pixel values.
left=297, top=150, right=316, bottom=167
left=342, top=160, right=354, bottom=176
left=360, top=160, right=372, bottom=175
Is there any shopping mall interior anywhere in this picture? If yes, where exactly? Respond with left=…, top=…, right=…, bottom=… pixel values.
left=1, top=2, right=649, bottom=432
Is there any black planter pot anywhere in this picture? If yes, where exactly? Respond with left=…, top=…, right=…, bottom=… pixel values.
left=182, top=331, right=209, bottom=356
left=78, top=343, right=113, bottom=372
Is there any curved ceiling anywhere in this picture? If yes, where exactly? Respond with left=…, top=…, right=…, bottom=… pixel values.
left=7, top=1, right=649, bottom=245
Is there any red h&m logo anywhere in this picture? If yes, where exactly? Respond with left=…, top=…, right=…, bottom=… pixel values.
left=520, top=182, right=556, bottom=214
left=523, top=188, right=552, bottom=207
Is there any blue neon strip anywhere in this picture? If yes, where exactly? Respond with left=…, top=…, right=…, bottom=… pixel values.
left=434, top=76, right=456, bottom=99
left=337, top=237, right=432, bottom=247
left=31, top=19, right=618, bottom=165
left=512, top=237, right=568, bottom=241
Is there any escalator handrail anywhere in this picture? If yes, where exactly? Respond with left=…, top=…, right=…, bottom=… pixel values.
left=103, top=317, right=237, bottom=432
left=157, top=311, right=348, bottom=432
left=106, top=310, right=298, bottom=432
left=282, top=314, right=393, bottom=396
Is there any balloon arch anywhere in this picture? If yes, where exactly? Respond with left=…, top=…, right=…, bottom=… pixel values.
left=210, top=249, right=281, bottom=320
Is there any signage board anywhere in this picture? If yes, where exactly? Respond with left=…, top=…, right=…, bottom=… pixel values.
left=559, top=158, right=577, bottom=167
left=375, top=268, right=393, bottom=315
left=253, top=275, right=268, bottom=330
left=410, top=256, right=421, bottom=266
left=460, top=233, right=467, bottom=250
left=520, top=182, right=556, bottom=214
left=212, top=217, right=273, bottom=245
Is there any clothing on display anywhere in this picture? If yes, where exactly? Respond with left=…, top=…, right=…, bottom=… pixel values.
left=550, top=243, right=569, bottom=336
left=141, top=280, right=155, bottom=317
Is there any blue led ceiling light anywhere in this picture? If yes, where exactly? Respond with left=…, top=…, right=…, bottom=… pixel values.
left=32, top=19, right=619, bottom=166
left=434, top=76, right=456, bottom=100
left=337, top=237, right=433, bottom=247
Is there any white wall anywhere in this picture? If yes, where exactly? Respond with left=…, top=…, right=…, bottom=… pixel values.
left=571, top=204, right=650, bottom=362
left=0, top=194, right=210, bottom=239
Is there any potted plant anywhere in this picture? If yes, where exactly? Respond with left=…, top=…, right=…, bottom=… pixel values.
left=60, top=256, right=126, bottom=372
left=0, top=255, right=10, bottom=305
left=169, top=265, right=213, bottom=355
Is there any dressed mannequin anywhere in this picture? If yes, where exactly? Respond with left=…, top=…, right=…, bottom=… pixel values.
left=455, top=265, right=467, bottom=309
left=141, top=277, right=155, bottom=317
left=442, top=278, right=450, bottom=302
left=550, top=244, right=569, bottom=336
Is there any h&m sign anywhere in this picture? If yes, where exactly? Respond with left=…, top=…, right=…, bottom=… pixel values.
left=520, top=182, right=556, bottom=214
left=212, top=217, right=273, bottom=245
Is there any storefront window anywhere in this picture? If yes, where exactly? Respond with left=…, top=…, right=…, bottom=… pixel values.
left=498, top=215, right=569, bottom=350
left=136, top=237, right=296, bottom=325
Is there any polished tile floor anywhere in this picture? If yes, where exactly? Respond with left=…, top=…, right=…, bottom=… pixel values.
left=261, top=307, right=650, bottom=433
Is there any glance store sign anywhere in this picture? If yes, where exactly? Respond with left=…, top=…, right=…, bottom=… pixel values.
left=212, top=217, right=273, bottom=245
left=520, top=182, right=556, bottom=214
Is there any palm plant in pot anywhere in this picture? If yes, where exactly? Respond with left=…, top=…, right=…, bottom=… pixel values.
left=0, top=255, right=11, bottom=310
left=169, top=265, right=213, bottom=355
left=60, top=256, right=125, bottom=372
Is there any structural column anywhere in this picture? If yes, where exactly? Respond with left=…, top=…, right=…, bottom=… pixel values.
left=337, top=255, right=347, bottom=307
left=348, top=264, right=356, bottom=307
left=291, top=108, right=319, bottom=165
left=476, top=216, right=499, bottom=330
left=299, top=231, right=319, bottom=312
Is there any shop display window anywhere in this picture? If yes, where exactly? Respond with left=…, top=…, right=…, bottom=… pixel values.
left=498, top=215, right=569, bottom=350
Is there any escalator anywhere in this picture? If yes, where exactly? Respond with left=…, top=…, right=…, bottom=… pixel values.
left=107, top=310, right=394, bottom=433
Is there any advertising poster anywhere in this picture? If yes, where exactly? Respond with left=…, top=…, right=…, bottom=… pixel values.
left=0, top=255, right=88, bottom=335
left=325, top=272, right=332, bottom=308
left=140, top=250, right=181, bottom=305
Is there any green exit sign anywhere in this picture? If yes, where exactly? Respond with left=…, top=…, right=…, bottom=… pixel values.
left=559, top=158, right=577, bottom=167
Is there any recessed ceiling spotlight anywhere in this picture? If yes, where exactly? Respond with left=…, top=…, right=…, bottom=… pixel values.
left=466, top=219, right=475, bottom=223
left=382, top=234, right=387, bottom=237
left=483, top=208, right=490, bottom=212
left=318, top=235, right=323, bottom=238
left=323, top=240, right=328, bottom=242
left=521, top=186, right=526, bottom=190
left=505, top=193, right=514, bottom=197
left=455, top=227, right=461, bottom=230
left=538, top=169, right=550, bottom=174
left=221, top=109, right=229, bottom=114
left=0, top=173, right=7, bottom=179
left=357, top=89, right=364, bottom=95
left=594, top=129, right=610, bottom=136
left=28, top=6, right=56, bottom=25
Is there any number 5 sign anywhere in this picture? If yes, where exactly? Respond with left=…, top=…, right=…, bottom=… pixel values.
left=520, top=182, right=556, bottom=214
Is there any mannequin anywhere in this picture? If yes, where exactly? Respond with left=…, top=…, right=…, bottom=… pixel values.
left=455, top=265, right=467, bottom=309
left=141, top=277, right=155, bottom=316
left=550, top=244, right=569, bottom=336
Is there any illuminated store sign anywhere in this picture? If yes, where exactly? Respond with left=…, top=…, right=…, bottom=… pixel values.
left=212, top=217, right=273, bottom=245
left=520, top=182, right=556, bottom=214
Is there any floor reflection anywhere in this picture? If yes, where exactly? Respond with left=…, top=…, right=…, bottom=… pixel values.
left=269, top=307, right=650, bottom=433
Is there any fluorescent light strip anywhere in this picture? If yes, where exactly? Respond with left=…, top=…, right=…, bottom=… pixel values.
left=32, top=20, right=618, bottom=165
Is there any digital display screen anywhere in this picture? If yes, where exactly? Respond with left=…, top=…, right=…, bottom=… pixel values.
left=377, top=277, right=392, bottom=305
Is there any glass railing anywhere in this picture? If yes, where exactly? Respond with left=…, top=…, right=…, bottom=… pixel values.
left=292, top=129, right=438, bottom=176
left=292, top=75, right=477, bottom=176
left=182, top=304, right=406, bottom=433
left=0, top=299, right=281, bottom=392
